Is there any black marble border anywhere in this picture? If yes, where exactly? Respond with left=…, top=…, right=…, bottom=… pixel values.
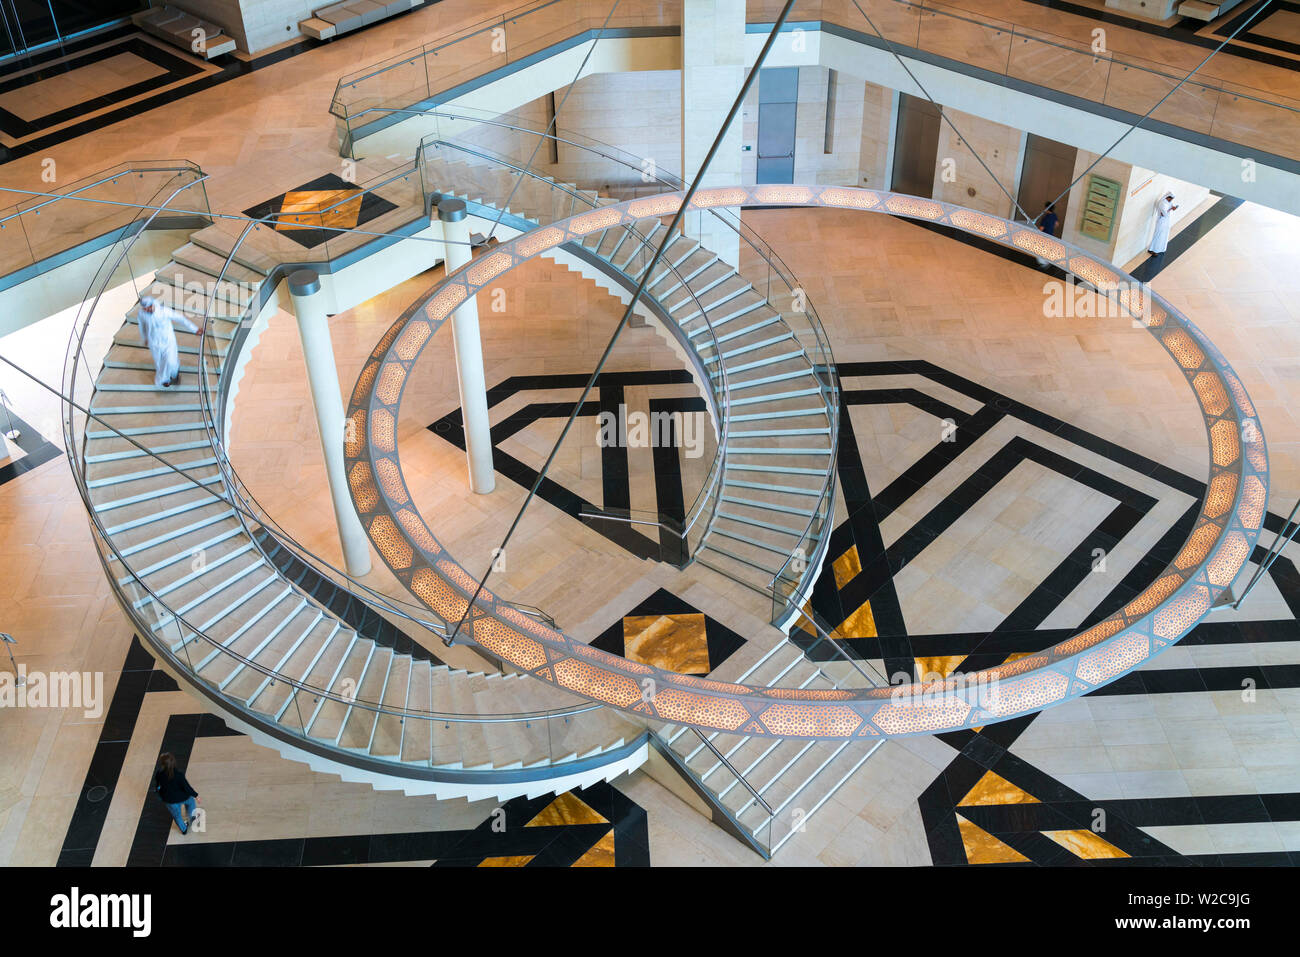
left=590, top=586, right=748, bottom=675
left=0, top=36, right=205, bottom=140
left=0, top=408, right=60, bottom=487
left=58, top=635, right=649, bottom=867
left=1210, top=0, right=1300, bottom=58
left=429, top=369, right=705, bottom=565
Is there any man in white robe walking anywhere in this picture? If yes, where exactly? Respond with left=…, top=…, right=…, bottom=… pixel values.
left=137, top=295, right=199, bottom=388
left=1148, top=191, right=1178, bottom=256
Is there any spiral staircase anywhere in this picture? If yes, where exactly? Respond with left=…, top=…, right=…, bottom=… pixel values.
left=67, top=125, right=865, bottom=856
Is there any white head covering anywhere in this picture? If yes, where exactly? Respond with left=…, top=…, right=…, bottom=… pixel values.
left=139, top=296, right=157, bottom=311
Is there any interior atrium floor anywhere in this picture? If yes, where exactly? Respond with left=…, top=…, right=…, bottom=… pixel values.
left=4, top=195, right=1300, bottom=866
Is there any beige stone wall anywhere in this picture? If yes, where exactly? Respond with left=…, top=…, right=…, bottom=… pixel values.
left=930, top=108, right=1022, bottom=219
left=858, top=81, right=894, bottom=190
left=740, top=68, right=893, bottom=188
left=1061, top=150, right=1211, bottom=266
left=176, top=0, right=314, bottom=53
left=682, top=0, right=744, bottom=264
left=551, top=71, right=683, bottom=191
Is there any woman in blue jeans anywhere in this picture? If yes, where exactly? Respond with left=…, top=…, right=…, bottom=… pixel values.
left=155, top=752, right=200, bottom=834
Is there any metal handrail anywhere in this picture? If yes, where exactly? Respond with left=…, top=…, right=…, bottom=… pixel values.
left=419, top=133, right=735, bottom=557
left=690, top=727, right=775, bottom=816
left=0, top=161, right=208, bottom=286
left=331, top=0, right=562, bottom=108
left=57, top=176, right=609, bottom=732
left=411, top=113, right=840, bottom=558
left=0, top=160, right=204, bottom=224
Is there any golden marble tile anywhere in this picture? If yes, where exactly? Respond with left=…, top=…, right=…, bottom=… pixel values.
left=623, top=613, right=709, bottom=674
left=479, top=855, right=535, bottom=866
left=833, top=598, right=876, bottom=639
left=956, top=814, right=1029, bottom=864
left=1002, top=652, right=1031, bottom=663
left=525, top=791, right=608, bottom=828
left=914, top=654, right=964, bottom=680
left=276, top=190, right=363, bottom=232
left=832, top=545, right=861, bottom=590
left=958, top=770, right=1040, bottom=807
left=1042, top=829, right=1129, bottom=859
left=571, top=828, right=616, bottom=867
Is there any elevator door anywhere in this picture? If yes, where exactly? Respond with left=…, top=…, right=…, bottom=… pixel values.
left=890, top=93, right=942, bottom=198
left=1016, top=133, right=1077, bottom=232
left=756, top=67, right=798, bottom=184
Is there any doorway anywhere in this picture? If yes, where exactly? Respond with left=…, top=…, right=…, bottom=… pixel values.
left=1016, top=133, right=1077, bottom=232
left=755, top=67, right=798, bottom=184
left=890, top=93, right=942, bottom=198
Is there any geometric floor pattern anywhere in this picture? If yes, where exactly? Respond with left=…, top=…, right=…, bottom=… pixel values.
left=39, top=353, right=1300, bottom=866
left=806, top=360, right=1300, bottom=866
left=56, top=637, right=649, bottom=867
left=590, top=587, right=748, bottom=676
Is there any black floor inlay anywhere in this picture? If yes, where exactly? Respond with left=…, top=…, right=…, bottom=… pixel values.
left=590, top=587, right=747, bottom=675
left=241, top=173, right=399, bottom=249
left=429, top=369, right=704, bottom=566
left=0, top=409, right=59, bottom=488
left=58, top=634, right=650, bottom=868
left=0, top=36, right=206, bottom=141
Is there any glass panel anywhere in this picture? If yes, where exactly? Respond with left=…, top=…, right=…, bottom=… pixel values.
left=1104, top=59, right=1219, bottom=136
left=7, top=0, right=58, bottom=47
left=1007, top=33, right=1110, bottom=104
left=916, top=7, right=1012, bottom=73
left=49, top=0, right=144, bottom=37
left=0, top=163, right=206, bottom=281
left=1210, top=87, right=1300, bottom=162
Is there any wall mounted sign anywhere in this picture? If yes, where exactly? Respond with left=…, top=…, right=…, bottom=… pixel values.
left=1079, top=173, right=1121, bottom=243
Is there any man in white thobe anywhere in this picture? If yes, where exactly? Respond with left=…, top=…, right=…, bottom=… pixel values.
left=137, top=296, right=199, bottom=388
left=1148, top=192, right=1178, bottom=256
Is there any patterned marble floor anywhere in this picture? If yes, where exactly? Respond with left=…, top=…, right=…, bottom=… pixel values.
left=3, top=130, right=1300, bottom=863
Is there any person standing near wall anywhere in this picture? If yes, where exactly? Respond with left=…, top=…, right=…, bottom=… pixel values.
left=1037, top=201, right=1060, bottom=237
left=1148, top=192, right=1178, bottom=256
left=155, top=752, right=201, bottom=835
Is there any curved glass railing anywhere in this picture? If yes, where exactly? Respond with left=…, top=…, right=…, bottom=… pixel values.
left=750, top=0, right=1300, bottom=162
left=410, top=110, right=841, bottom=614
left=127, top=133, right=752, bottom=753
left=0, top=161, right=208, bottom=287
left=414, top=133, right=734, bottom=569
left=60, top=171, right=636, bottom=782
left=332, top=0, right=1300, bottom=169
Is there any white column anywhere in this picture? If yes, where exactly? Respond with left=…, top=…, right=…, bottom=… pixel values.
left=437, top=198, right=495, bottom=494
left=288, top=269, right=372, bottom=577
left=681, top=0, right=745, bottom=267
